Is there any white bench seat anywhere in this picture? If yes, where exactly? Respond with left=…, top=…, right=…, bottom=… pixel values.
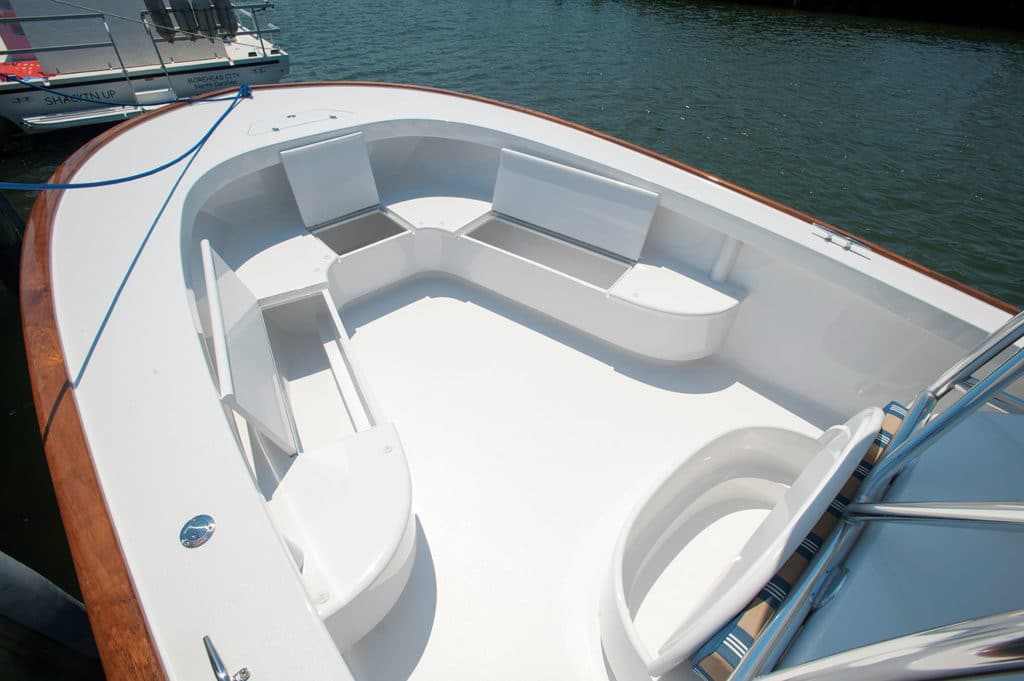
left=609, top=263, right=739, bottom=317
left=267, top=424, right=416, bottom=646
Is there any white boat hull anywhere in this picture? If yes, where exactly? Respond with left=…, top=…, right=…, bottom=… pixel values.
left=0, top=56, right=288, bottom=131
left=18, top=83, right=1022, bottom=681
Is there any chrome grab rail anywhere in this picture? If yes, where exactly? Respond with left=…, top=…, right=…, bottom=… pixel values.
left=847, top=501, right=1024, bottom=529
left=884, top=309, right=1024, bottom=456
left=855, top=346, right=1024, bottom=502
left=755, top=608, right=1024, bottom=681
left=730, top=520, right=862, bottom=680
left=930, top=311, right=1024, bottom=399
left=1, top=43, right=111, bottom=56
left=731, top=311, right=1024, bottom=681
left=957, top=375, right=1024, bottom=414
left=0, top=13, right=106, bottom=22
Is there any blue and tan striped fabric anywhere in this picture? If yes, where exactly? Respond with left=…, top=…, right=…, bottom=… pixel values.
left=691, top=401, right=908, bottom=681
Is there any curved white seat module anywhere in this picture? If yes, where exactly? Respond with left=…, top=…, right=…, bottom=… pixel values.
left=601, top=407, right=883, bottom=680
left=200, top=239, right=416, bottom=647
left=266, top=427, right=417, bottom=647
left=324, top=147, right=742, bottom=362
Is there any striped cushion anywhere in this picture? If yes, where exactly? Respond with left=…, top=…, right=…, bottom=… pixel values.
left=691, top=401, right=908, bottom=681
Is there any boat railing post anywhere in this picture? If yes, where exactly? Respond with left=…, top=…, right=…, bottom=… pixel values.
left=930, top=310, right=1024, bottom=399
left=856, top=345, right=1024, bottom=503
left=751, top=608, right=1024, bottom=681
left=100, top=14, right=135, bottom=103
left=732, top=319, right=1024, bottom=681
left=869, top=311, right=1024, bottom=465
left=249, top=3, right=268, bottom=57
left=846, top=501, right=1024, bottom=530
left=139, top=9, right=176, bottom=98
left=728, top=522, right=862, bottom=681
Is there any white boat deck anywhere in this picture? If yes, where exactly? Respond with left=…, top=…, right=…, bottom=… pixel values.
left=35, top=84, right=1017, bottom=681
left=338, top=275, right=820, bottom=681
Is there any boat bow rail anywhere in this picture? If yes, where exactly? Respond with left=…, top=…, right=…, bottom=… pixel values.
left=19, top=83, right=1021, bottom=681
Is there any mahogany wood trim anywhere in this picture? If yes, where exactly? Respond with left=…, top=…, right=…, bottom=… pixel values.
left=20, top=115, right=173, bottom=680
left=17, top=81, right=1016, bottom=681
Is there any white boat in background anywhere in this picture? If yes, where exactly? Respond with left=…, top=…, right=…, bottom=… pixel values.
left=19, top=82, right=1024, bottom=681
left=0, top=0, right=287, bottom=132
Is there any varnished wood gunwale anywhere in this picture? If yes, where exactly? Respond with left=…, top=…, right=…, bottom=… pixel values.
left=17, top=81, right=1017, bottom=681
left=19, top=110, right=177, bottom=680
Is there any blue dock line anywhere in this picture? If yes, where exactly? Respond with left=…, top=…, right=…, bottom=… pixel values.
left=0, top=84, right=251, bottom=191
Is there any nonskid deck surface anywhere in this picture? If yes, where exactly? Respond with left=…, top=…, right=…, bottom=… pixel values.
left=339, top=275, right=820, bottom=681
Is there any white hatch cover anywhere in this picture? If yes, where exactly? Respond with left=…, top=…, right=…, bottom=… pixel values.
left=280, top=132, right=381, bottom=228
left=200, top=239, right=297, bottom=454
left=492, top=148, right=659, bottom=260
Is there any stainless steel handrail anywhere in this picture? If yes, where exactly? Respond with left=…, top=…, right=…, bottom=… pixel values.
left=755, top=608, right=1024, bottom=681
left=730, top=520, right=862, bottom=680
left=0, top=11, right=132, bottom=94
left=731, top=312, right=1024, bottom=681
left=930, top=311, right=1024, bottom=399
left=847, top=501, right=1024, bottom=529
left=0, top=42, right=111, bottom=56
left=237, top=6, right=267, bottom=56
left=141, top=2, right=279, bottom=53
left=884, top=309, right=1024, bottom=456
left=957, top=375, right=1024, bottom=414
left=856, top=346, right=1024, bottom=502
left=0, top=13, right=105, bottom=22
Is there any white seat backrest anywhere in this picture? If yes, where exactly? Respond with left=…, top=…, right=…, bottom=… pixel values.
left=200, top=239, right=297, bottom=454
left=280, top=132, right=381, bottom=228
left=647, top=406, right=884, bottom=677
left=492, top=149, right=659, bottom=261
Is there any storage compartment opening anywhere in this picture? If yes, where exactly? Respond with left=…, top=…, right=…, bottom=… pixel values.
left=313, top=211, right=407, bottom=256
left=263, top=295, right=358, bottom=449
left=467, top=216, right=630, bottom=289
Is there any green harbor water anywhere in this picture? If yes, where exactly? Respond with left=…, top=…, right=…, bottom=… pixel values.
left=0, top=0, right=1022, bottom=660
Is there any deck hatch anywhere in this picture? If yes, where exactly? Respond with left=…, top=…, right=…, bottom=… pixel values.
left=492, top=148, right=659, bottom=260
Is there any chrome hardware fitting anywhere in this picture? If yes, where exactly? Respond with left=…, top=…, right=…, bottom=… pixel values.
left=180, top=514, right=216, bottom=548
left=811, top=223, right=869, bottom=256
left=811, top=565, right=848, bottom=611
left=203, top=635, right=251, bottom=681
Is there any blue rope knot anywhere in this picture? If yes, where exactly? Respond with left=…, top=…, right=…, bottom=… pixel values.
left=238, top=84, right=253, bottom=99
